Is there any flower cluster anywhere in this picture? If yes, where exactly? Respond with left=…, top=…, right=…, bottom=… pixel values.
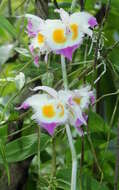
left=26, top=8, right=97, bottom=66
left=17, top=85, right=95, bottom=136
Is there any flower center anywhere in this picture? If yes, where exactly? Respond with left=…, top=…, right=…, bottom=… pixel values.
left=38, top=32, right=44, bottom=44
left=70, top=24, right=78, bottom=40
left=57, top=103, right=64, bottom=117
left=42, top=104, right=56, bottom=118
left=73, top=97, right=81, bottom=105
left=53, top=29, right=66, bottom=43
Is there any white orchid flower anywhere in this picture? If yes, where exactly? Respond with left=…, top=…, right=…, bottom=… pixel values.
left=16, top=85, right=94, bottom=136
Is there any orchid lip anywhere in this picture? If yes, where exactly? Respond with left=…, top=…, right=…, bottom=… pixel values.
left=40, top=122, right=59, bottom=136
left=56, top=44, right=79, bottom=61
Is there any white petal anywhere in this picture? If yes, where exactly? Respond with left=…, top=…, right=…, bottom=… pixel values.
left=55, top=8, right=70, bottom=25
left=31, top=86, right=58, bottom=98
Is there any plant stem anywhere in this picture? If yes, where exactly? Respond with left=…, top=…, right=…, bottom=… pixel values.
left=37, top=126, right=40, bottom=189
left=114, top=120, right=119, bottom=190
left=94, top=90, right=119, bottom=105
left=52, top=137, right=56, bottom=177
left=70, top=0, right=77, bottom=13
left=61, top=55, right=77, bottom=190
left=106, top=97, right=119, bottom=149
left=8, top=0, right=12, bottom=17
left=61, top=56, right=68, bottom=89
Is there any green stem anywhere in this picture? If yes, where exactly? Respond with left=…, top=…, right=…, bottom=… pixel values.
left=52, top=137, right=56, bottom=177
left=48, top=137, right=56, bottom=189
left=61, top=56, right=68, bottom=90
left=66, top=124, right=77, bottom=190
left=70, top=0, right=77, bottom=13
left=107, top=97, right=119, bottom=149
left=61, top=55, right=77, bottom=190
left=37, top=126, right=40, bottom=189
left=94, top=90, right=119, bottom=105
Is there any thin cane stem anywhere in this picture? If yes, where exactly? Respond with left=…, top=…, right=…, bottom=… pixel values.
left=37, top=126, right=40, bottom=189
left=61, top=55, right=77, bottom=190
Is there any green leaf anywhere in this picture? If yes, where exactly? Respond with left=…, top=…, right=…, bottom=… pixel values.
left=0, top=124, right=8, bottom=143
left=0, top=133, right=50, bottom=163
left=0, top=139, right=10, bottom=184
left=14, top=47, right=31, bottom=57
left=82, top=173, right=109, bottom=190
left=41, top=72, right=54, bottom=87
left=88, top=111, right=109, bottom=133
left=0, top=44, right=14, bottom=65
left=0, top=16, right=17, bottom=38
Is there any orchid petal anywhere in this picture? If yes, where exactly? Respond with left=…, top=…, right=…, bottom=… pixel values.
left=31, top=86, right=58, bottom=98
left=56, top=44, right=79, bottom=61
left=88, top=17, right=98, bottom=28
left=40, top=122, right=58, bottom=136
left=55, top=8, right=70, bottom=25
left=15, top=102, right=29, bottom=110
left=76, top=126, right=84, bottom=136
left=34, top=56, right=39, bottom=67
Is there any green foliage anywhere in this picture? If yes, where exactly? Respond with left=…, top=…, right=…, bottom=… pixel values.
left=0, top=133, right=50, bottom=163
left=0, top=0, right=119, bottom=189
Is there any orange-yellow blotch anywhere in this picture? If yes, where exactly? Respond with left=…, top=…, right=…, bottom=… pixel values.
left=57, top=104, right=64, bottom=117
left=73, top=97, right=81, bottom=105
left=70, top=24, right=78, bottom=40
left=53, top=29, right=66, bottom=44
left=42, top=104, right=56, bottom=118
left=38, top=32, right=44, bottom=44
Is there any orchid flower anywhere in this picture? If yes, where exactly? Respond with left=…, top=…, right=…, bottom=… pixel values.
left=17, top=91, right=68, bottom=136
left=26, top=14, right=51, bottom=67
left=26, top=9, right=97, bottom=62
left=55, top=8, right=98, bottom=36
left=58, top=85, right=94, bottom=136
left=54, top=8, right=97, bottom=60
left=17, top=85, right=94, bottom=136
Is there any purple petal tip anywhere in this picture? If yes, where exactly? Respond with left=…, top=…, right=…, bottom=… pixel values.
left=41, top=122, right=58, bottom=136
left=34, top=56, right=39, bottom=67
left=15, top=102, right=29, bottom=110
left=88, top=17, right=98, bottom=28
left=56, top=44, right=79, bottom=61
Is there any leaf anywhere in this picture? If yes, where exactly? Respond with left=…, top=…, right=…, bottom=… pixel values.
left=0, top=44, right=14, bottom=65
left=41, top=72, right=54, bottom=87
left=0, top=139, right=10, bottom=184
left=82, top=173, right=109, bottom=190
left=0, top=124, right=8, bottom=143
left=88, top=111, right=109, bottom=133
left=0, top=133, right=50, bottom=163
left=56, top=168, right=80, bottom=190
left=0, top=16, right=17, bottom=38
left=15, top=47, right=31, bottom=57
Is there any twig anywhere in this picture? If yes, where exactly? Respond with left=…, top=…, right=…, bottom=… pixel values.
left=92, top=0, right=111, bottom=88
left=94, top=90, right=119, bottom=104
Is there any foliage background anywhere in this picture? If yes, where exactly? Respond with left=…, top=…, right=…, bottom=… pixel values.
left=0, top=0, right=119, bottom=189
